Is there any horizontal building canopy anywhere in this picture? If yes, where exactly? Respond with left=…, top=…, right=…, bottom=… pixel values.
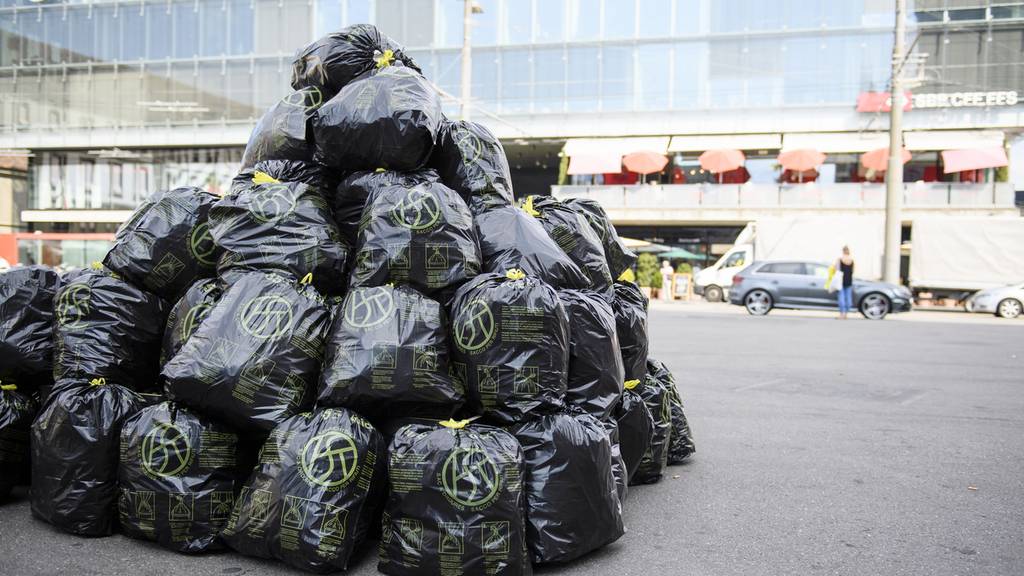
left=562, top=137, right=670, bottom=156
left=904, top=130, right=1005, bottom=151
left=668, top=134, right=782, bottom=152
left=782, top=132, right=889, bottom=153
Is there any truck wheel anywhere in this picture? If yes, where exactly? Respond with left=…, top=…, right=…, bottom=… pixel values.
left=744, top=290, right=772, bottom=316
left=996, top=298, right=1022, bottom=319
left=860, top=293, right=890, bottom=320
left=705, top=285, right=723, bottom=302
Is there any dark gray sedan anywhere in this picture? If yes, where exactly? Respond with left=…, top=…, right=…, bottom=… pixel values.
left=728, top=260, right=913, bottom=320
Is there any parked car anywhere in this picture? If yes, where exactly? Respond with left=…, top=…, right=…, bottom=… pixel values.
left=728, top=260, right=913, bottom=320
left=964, top=282, right=1024, bottom=319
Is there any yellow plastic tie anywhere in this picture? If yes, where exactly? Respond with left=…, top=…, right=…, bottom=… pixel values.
left=252, top=171, right=280, bottom=184
left=375, top=167, right=387, bottom=173
left=90, top=261, right=104, bottom=270
left=522, top=195, right=540, bottom=217
left=624, top=379, right=640, bottom=390
left=0, top=384, right=16, bottom=391
left=505, top=269, right=525, bottom=281
left=89, top=377, right=107, bottom=387
left=300, top=273, right=314, bottom=286
left=618, top=268, right=636, bottom=283
left=375, top=49, right=395, bottom=68
left=439, top=418, right=471, bottom=429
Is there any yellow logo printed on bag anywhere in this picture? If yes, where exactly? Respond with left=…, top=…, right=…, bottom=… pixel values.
left=344, top=287, right=395, bottom=329
left=441, top=447, right=501, bottom=509
left=141, top=422, right=192, bottom=478
left=239, top=295, right=294, bottom=340
left=299, top=431, right=360, bottom=489
left=453, top=299, right=495, bottom=353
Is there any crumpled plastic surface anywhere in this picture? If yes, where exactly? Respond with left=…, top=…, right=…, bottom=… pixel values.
left=103, top=187, right=220, bottom=301
left=612, top=281, right=650, bottom=382
left=0, top=266, right=62, bottom=385
left=510, top=409, right=624, bottom=564
left=450, top=272, right=568, bottom=425
left=558, top=289, right=624, bottom=421
left=0, top=385, right=37, bottom=500
left=160, top=278, right=222, bottom=366
left=647, top=358, right=696, bottom=464
left=313, top=65, right=441, bottom=172
left=379, top=421, right=531, bottom=576
left=31, top=381, right=145, bottom=536
left=431, top=120, right=514, bottom=212
left=162, top=272, right=331, bottom=432
left=52, top=266, right=167, bottom=392
left=602, top=419, right=628, bottom=505
left=329, top=170, right=405, bottom=247
left=630, top=365, right=674, bottom=486
left=524, top=195, right=613, bottom=297
left=474, top=206, right=590, bottom=290
left=232, top=159, right=337, bottom=197
left=614, top=387, right=654, bottom=482
left=242, top=87, right=325, bottom=168
left=210, top=180, right=349, bottom=296
left=563, top=198, right=638, bottom=280
left=291, top=24, right=421, bottom=94
left=118, top=401, right=241, bottom=553
left=319, top=285, right=463, bottom=420
left=222, top=408, right=387, bottom=573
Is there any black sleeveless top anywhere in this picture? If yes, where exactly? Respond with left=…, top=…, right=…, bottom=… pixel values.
left=839, top=260, right=854, bottom=287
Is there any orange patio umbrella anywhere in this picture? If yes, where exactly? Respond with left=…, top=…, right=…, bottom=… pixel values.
left=698, top=149, right=745, bottom=183
left=622, top=150, right=669, bottom=175
left=778, top=149, right=826, bottom=172
left=860, top=147, right=911, bottom=172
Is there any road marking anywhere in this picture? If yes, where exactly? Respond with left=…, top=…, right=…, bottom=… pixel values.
left=733, top=378, right=785, bottom=392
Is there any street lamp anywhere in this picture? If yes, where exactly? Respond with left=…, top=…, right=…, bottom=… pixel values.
left=460, top=1, right=483, bottom=121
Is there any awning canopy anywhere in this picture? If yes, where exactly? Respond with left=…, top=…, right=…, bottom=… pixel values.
left=941, top=147, right=1008, bottom=173
left=563, top=137, right=670, bottom=175
left=567, top=154, right=623, bottom=175
left=782, top=132, right=889, bottom=153
left=904, top=130, right=1004, bottom=151
left=668, top=134, right=781, bottom=152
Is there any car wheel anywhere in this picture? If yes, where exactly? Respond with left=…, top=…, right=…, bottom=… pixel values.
left=996, top=298, right=1022, bottom=319
left=704, top=285, right=723, bottom=302
left=744, top=290, right=772, bottom=316
left=860, top=293, right=890, bottom=320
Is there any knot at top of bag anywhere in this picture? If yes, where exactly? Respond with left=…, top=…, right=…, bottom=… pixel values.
left=252, top=171, right=280, bottom=184
left=505, top=269, right=526, bottom=281
left=618, top=268, right=636, bottom=283
left=522, top=195, right=541, bottom=217
left=89, top=377, right=107, bottom=387
left=438, top=418, right=471, bottom=429
left=0, top=383, right=16, bottom=391
left=374, top=49, right=395, bottom=68
left=300, top=273, right=314, bottom=286
left=623, top=379, right=640, bottom=390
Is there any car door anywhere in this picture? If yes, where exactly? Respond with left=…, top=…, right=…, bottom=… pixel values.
left=800, top=263, right=838, bottom=307
left=757, top=262, right=806, bottom=306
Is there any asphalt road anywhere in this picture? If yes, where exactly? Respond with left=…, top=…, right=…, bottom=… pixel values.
left=1, top=305, right=1021, bottom=576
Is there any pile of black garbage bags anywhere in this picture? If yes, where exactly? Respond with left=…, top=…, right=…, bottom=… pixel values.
left=0, top=24, right=696, bottom=576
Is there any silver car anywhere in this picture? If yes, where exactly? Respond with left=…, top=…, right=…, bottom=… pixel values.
left=964, top=282, right=1024, bottom=319
left=728, top=260, right=913, bottom=320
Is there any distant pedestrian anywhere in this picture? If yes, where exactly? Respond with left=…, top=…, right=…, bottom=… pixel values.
left=660, top=260, right=674, bottom=302
left=829, top=246, right=855, bottom=319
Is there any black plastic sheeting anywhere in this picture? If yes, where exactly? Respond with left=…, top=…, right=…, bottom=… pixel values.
left=291, top=24, right=421, bottom=94
left=349, top=171, right=481, bottom=301
left=563, top=198, right=638, bottom=280
left=450, top=272, right=568, bottom=425
left=612, top=282, right=650, bottom=383
left=103, top=187, right=220, bottom=301
left=474, top=206, right=590, bottom=290
left=0, top=386, right=36, bottom=500
left=630, top=368, right=673, bottom=486
left=223, top=408, right=387, bottom=573
left=524, top=196, right=613, bottom=297
left=162, top=272, right=331, bottom=432
left=329, top=170, right=400, bottom=247
left=647, top=358, right=696, bottom=464
left=602, top=420, right=628, bottom=505
left=52, top=267, right=167, bottom=392
left=0, top=266, right=62, bottom=386
left=313, top=66, right=442, bottom=172
left=511, top=409, right=624, bottom=564
left=118, top=401, right=241, bottom=553
left=380, top=421, right=531, bottom=576
left=430, top=120, right=514, bottom=212
left=614, top=386, right=654, bottom=482
left=210, top=180, right=349, bottom=296
left=242, top=87, right=325, bottom=168
left=319, top=285, right=463, bottom=420
left=557, top=290, right=624, bottom=421
left=160, top=278, right=222, bottom=366
left=31, top=381, right=145, bottom=536
left=232, top=160, right=337, bottom=197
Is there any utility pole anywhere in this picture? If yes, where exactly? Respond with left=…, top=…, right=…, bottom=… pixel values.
left=883, top=0, right=906, bottom=285
left=460, top=0, right=474, bottom=121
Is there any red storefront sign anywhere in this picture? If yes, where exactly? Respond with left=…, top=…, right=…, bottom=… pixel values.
left=855, top=91, right=913, bottom=112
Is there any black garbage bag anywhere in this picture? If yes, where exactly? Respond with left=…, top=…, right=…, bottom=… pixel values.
left=103, top=187, right=220, bottom=301
left=350, top=172, right=481, bottom=300
left=563, top=198, right=637, bottom=279
left=0, top=265, right=61, bottom=385
left=319, top=285, right=463, bottom=420
left=53, top=266, right=167, bottom=392
left=474, top=206, right=590, bottom=290
left=118, top=401, right=241, bottom=553
left=612, top=281, right=649, bottom=382
left=602, top=420, right=628, bottom=505
left=646, top=359, right=696, bottom=464
left=330, top=170, right=401, bottom=247
left=379, top=419, right=530, bottom=576
left=222, top=408, right=387, bottom=573
left=232, top=159, right=337, bottom=197
left=30, top=379, right=144, bottom=535
left=312, top=65, right=442, bottom=172
left=631, top=369, right=673, bottom=486
left=523, top=195, right=613, bottom=297
left=242, top=87, right=325, bottom=168
left=430, top=120, right=514, bottom=212
left=510, top=409, right=623, bottom=564
left=558, top=290, right=623, bottom=421
left=614, top=384, right=654, bottom=481
left=160, top=278, right=222, bottom=366
left=163, top=272, right=330, bottom=433
left=210, top=180, right=349, bottom=296
left=0, top=384, right=36, bottom=500
left=450, top=271, right=568, bottom=425
left=291, top=24, right=421, bottom=94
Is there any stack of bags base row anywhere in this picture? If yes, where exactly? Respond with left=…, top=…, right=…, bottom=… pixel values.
left=0, top=22, right=697, bottom=575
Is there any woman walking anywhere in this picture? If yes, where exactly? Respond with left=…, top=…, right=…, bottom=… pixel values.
left=830, top=246, right=855, bottom=319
